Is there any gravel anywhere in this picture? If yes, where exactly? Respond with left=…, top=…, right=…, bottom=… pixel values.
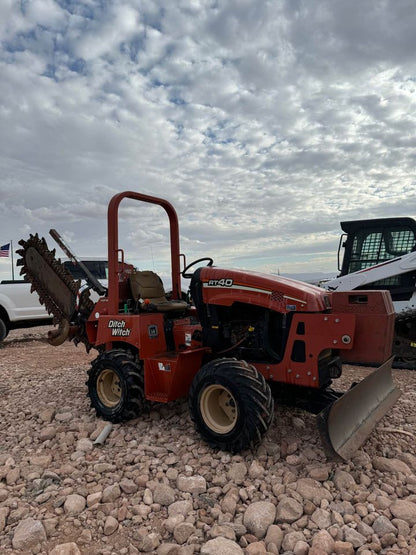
left=1, top=326, right=416, bottom=554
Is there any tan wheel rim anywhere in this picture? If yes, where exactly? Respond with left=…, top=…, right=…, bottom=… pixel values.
left=200, top=384, right=238, bottom=434
left=97, top=369, right=121, bottom=408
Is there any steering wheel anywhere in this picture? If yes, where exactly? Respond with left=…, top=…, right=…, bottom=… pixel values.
left=182, top=257, right=214, bottom=279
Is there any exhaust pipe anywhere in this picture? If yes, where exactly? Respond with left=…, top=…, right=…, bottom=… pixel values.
left=317, top=357, right=401, bottom=461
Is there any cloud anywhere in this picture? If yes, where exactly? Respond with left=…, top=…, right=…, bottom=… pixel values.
left=0, top=0, right=415, bottom=283
left=74, top=4, right=141, bottom=61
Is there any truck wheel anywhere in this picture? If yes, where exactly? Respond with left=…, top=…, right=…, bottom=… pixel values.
left=0, top=317, right=9, bottom=342
left=188, top=358, right=274, bottom=452
left=87, top=349, right=146, bottom=422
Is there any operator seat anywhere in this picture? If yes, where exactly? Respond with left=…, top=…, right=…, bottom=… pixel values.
left=129, top=270, right=188, bottom=313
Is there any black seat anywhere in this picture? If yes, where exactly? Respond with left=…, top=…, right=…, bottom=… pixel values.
left=129, top=271, right=188, bottom=313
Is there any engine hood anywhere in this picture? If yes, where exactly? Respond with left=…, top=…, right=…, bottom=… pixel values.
left=198, top=267, right=331, bottom=313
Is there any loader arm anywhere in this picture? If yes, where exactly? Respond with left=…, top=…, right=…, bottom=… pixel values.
left=322, top=250, right=416, bottom=292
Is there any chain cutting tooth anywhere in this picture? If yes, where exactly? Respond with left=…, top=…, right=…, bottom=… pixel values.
left=17, top=233, right=94, bottom=351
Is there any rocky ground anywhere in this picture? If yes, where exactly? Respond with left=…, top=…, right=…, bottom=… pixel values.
left=1, top=326, right=416, bottom=555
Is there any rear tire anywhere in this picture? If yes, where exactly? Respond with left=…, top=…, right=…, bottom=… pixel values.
left=87, top=349, right=146, bottom=422
left=189, top=358, right=274, bottom=452
left=0, top=317, right=9, bottom=342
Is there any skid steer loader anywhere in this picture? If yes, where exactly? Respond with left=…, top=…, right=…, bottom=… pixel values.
left=17, top=191, right=401, bottom=460
left=321, top=217, right=416, bottom=368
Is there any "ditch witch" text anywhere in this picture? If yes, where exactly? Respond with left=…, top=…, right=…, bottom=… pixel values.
left=107, top=319, right=131, bottom=337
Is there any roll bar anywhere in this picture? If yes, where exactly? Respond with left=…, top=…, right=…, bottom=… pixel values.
left=107, top=191, right=181, bottom=314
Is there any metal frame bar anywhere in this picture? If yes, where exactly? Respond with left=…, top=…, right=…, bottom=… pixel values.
left=107, top=191, right=181, bottom=314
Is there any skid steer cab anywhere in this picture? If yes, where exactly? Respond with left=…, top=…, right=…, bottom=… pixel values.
left=18, top=192, right=401, bottom=461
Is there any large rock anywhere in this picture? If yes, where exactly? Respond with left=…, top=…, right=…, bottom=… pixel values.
left=398, top=452, right=416, bottom=471
left=137, top=532, right=161, bottom=552
left=276, top=496, right=303, bottom=524
left=372, top=515, right=398, bottom=536
left=104, top=515, right=118, bottom=535
left=177, top=475, right=207, bottom=494
left=210, top=524, right=236, bottom=541
left=282, top=531, right=305, bottom=552
left=173, top=522, right=196, bottom=544
left=39, top=407, right=55, bottom=423
left=29, top=454, right=52, bottom=468
left=221, top=487, right=239, bottom=516
left=87, top=492, right=102, bottom=507
left=168, top=500, right=193, bottom=517
left=0, top=507, right=9, bottom=533
left=245, top=541, right=268, bottom=554
left=39, top=426, right=57, bottom=441
left=64, top=494, right=86, bottom=515
left=243, top=501, right=276, bottom=538
left=310, top=529, right=335, bottom=553
left=12, top=518, right=47, bottom=551
left=102, top=483, right=121, bottom=503
left=295, top=478, right=333, bottom=503
left=293, top=540, right=310, bottom=555
left=157, top=544, right=181, bottom=555
left=342, top=526, right=367, bottom=548
left=329, top=500, right=355, bottom=515
left=311, top=508, right=331, bottom=529
left=372, top=456, right=412, bottom=475
left=201, top=536, right=243, bottom=554
left=332, top=541, right=354, bottom=555
left=227, top=462, right=248, bottom=484
left=75, top=438, right=93, bottom=452
left=248, top=460, right=264, bottom=479
left=154, top=483, right=176, bottom=506
left=6, top=467, right=20, bottom=485
left=390, top=500, right=416, bottom=526
left=49, top=543, right=82, bottom=555
left=333, top=470, right=357, bottom=491
left=163, top=514, right=184, bottom=534
left=264, top=524, right=284, bottom=551
left=119, top=478, right=138, bottom=494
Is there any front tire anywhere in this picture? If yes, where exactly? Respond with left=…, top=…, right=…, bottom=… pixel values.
left=189, top=358, right=274, bottom=452
left=0, top=317, right=9, bottom=342
left=87, top=349, right=145, bottom=422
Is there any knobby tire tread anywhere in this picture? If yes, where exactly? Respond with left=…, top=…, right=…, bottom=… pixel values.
left=189, top=358, right=274, bottom=452
left=87, top=350, right=146, bottom=423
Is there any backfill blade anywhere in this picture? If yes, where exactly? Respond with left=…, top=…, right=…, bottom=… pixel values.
left=317, top=357, right=401, bottom=461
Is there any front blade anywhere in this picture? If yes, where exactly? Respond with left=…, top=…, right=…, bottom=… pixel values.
left=317, top=357, right=401, bottom=461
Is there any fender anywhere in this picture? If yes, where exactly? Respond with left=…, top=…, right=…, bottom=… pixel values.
left=0, top=281, right=50, bottom=322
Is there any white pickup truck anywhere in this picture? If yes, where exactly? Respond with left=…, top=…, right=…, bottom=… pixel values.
left=0, top=259, right=108, bottom=341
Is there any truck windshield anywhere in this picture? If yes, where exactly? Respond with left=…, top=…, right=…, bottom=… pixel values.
left=63, top=261, right=108, bottom=280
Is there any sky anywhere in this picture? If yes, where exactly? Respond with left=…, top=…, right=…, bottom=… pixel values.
left=1, top=0, right=416, bottom=285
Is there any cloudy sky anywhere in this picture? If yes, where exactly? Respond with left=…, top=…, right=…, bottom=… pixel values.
left=1, top=0, right=415, bottom=285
